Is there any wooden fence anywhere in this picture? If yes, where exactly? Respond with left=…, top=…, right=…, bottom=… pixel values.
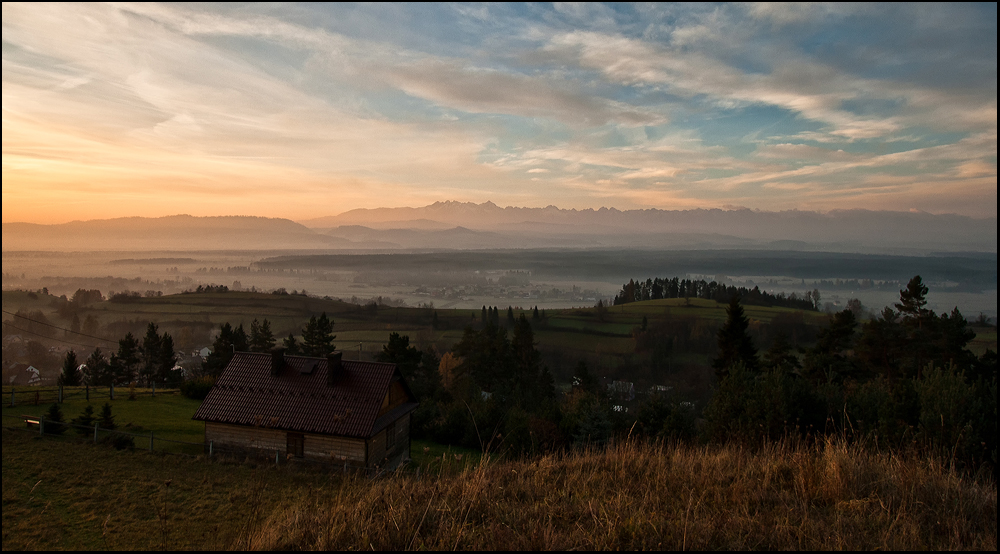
left=3, top=384, right=178, bottom=407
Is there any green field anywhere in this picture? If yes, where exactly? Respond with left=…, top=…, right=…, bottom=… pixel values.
left=2, top=388, right=206, bottom=454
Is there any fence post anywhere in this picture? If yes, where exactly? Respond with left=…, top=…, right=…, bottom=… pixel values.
left=39, top=417, right=44, bottom=436
left=209, top=440, right=213, bottom=457
left=58, top=385, right=63, bottom=403
left=150, top=431, right=154, bottom=452
left=94, top=422, right=99, bottom=443
left=276, top=450, right=280, bottom=465
left=110, top=384, right=114, bottom=400
left=152, top=382, right=156, bottom=397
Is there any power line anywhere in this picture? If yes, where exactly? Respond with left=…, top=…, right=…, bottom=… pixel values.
left=1, top=309, right=116, bottom=344
left=1, top=322, right=108, bottom=350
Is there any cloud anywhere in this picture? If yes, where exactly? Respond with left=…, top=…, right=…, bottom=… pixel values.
left=2, top=3, right=995, bottom=221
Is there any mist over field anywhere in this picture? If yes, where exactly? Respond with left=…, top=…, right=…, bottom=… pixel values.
left=2, top=204, right=997, bottom=318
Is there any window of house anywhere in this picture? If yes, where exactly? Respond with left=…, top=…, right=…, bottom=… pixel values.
left=386, top=421, right=395, bottom=450
left=287, top=432, right=304, bottom=458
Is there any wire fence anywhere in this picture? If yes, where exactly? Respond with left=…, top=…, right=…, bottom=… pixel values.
left=2, top=385, right=178, bottom=407
left=1, top=413, right=426, bottom=478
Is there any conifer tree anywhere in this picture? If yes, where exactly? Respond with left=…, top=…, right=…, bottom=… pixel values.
left=45, top=403, right=66, bottom=435
left=202, top=323, right=248, bottom=377
left=99, top=402, right=116, bottom=430
left=72, top=405, right=96, bottom=435
left=301, top=313, right=335, bottom=356
left=712, top=295, right=759, bottom=378
left=283, top=333, right=301, bottom=355
left=113, top=332, right=141, bottom=384
left=84, top=347, right=110, bottom=386
left=249, top=318, right=276, bottom=352
left=156, top=333, right=179, bottom=386
left=140, top=322, right=162, bottom=385
left=59, top=350, right=81, bottom=386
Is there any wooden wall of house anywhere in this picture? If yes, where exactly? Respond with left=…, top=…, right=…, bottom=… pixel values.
left=205, top=422, right=365, bottom=464
left=366, top=412, right=411, bottom=469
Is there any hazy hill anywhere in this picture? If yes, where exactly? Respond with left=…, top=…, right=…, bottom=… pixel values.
left=1, top=215, right=347, bottom=251
left=5, top=205, right=996, bottom=253
left=301, top=202, right=998, bottom=253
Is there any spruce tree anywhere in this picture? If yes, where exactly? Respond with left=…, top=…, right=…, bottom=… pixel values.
left=114, top=332, right=141, bottom=384
left=72, top=405, right=96, bottom=435
left=712, top=295, right=759, bottom=378
left=84, top=347, right=110, bottom=386
left=45, top=403, right=66, bottom=435
left=140, top=322, right=162, bottom=385
left=59, top=350, right=81, bottom=386
left=99, top=402, right=116, bottom=430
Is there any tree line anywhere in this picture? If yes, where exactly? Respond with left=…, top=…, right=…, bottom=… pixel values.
left=58, top=322, right=179, bottom=388
left=614, top=276, right=819, bottom=311
left=702, top=275, right=996, bottom=472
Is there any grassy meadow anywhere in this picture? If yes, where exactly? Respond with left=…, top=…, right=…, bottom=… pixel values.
left=2, top=388, right=206, bottom=451
left=2, top=426, right=995, bottom=550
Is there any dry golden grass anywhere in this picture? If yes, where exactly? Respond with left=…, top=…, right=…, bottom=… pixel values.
left=256, top=438, right=996, bottom=550
left=3, top=427, right=995, bottom=550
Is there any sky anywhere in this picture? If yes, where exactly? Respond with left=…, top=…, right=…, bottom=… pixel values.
left=2, top=3, right=996, bottom=224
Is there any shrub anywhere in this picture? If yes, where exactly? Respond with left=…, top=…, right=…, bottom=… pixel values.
left=71, top=405, right=96, bottom=436
left=181, top=376, right=216, bottom=400
left=44, top=404, right=66, bottom=435
left=99, top=431, right=135, bottom=450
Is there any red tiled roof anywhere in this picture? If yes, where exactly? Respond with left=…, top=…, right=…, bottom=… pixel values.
left=193, top=352, right=416, bottom=438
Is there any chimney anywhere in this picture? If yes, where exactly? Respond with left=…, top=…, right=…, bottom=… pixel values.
left=270, top=347, right=285, bottom=376
left=326, top=351, right=343, bottom=387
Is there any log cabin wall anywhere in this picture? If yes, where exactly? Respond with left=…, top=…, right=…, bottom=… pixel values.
left=205, top=422, right=366, bottom=464
left=365, top=412, right=412, bottom=468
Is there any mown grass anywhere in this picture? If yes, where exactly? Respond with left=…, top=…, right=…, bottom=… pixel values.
left=2, top=389, right=204, bottom=448
left=3, top=427, right=994, bottom=550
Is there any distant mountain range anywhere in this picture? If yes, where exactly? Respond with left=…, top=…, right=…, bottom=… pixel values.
left=1, top=215, right=346, bottom=251
left=2, top=203, right=996, bottom=253
left=302, top=201, right=997, bottom=253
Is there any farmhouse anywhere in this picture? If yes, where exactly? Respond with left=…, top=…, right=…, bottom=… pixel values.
left=193, top=349, right=418, bottom=469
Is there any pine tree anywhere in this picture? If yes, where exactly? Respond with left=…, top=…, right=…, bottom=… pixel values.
left=895, top=275, right=929, bottom=321
left=301, top=313, right=336, bottom=357
left=249, top=318, right=276, bottom=352
left=72, top=405, right=96, bottom=435
left=202, top=323, right=249, bottom=377
left=59, top=350, right=81, bottom=386
left=140, top=322, right=162, bottom=385
left=283, top=333, right=301, bottom=355
left=712, top=295, right=759, bottom=378
left=99, top=402, right=116, bottom=430
left=45, top=403, right=66, bottom=435
left=156, top=333, right=179, bottom=386
left=113, top=332, right=141, bottom=384
left=84, top=347, right=110, bottom=386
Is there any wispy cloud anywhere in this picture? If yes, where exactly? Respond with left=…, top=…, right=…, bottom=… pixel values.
left=2, top=3, right=995, bottom=222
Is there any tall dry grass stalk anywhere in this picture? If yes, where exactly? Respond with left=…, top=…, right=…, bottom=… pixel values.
left=253, top=438, right=996, bottom=550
